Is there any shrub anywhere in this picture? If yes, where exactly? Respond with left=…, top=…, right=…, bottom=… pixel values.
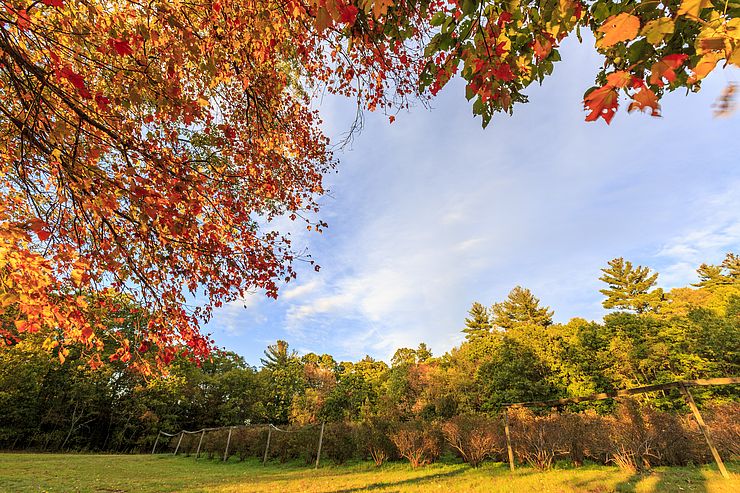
left=605, top=400, right=659, bottom=472
left=200, top=428, right=229, bottom=460
left=704, top=402, right=740, bottom=460
left=390, top=421, right=442, bottom=468
left=650, top=410, right=705, bottom=466
left=268, top=425, right=319, bottom=464
left=509, top=408, right=568, bottom=470
left=355, top=420, right=398, bottom=466
left=322, top=422, right=357, bottom=465
left=231, top=426, right=269, bottom=461
left=442, top=414, right=501, bottom=467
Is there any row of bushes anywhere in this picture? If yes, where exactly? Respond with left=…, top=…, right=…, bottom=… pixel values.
left=164, top=401, right=739, bottom=472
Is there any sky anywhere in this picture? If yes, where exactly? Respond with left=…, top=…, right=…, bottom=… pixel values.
left=205, top=36, right=740, bottom=367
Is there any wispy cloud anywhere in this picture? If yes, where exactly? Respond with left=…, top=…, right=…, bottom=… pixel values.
left=207, top=38, right=740, bottom=365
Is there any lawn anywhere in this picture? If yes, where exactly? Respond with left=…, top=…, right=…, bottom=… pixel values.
left=0, top=454, right=737, bottom=493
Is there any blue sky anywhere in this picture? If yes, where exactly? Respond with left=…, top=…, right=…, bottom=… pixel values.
left=206, top=37, right=740, bottom=367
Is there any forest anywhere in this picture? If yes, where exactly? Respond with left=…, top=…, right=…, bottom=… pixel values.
left=1, top=253, right=737, bottom=470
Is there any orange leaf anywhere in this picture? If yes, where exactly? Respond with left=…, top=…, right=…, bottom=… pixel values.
left=584, top=86, right=619, bottom=124
left=606, top=71, right=632, bottom=88
left=597, top=13, right=640, bottom=48
left=628, top=87, right=660, bottom=116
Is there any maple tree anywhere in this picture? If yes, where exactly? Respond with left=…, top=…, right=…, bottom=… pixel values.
left=0, top=0, right=421, bottom=370
left=408, top=0, right=740, bottom=125
left=1, top=0, right=737, bottom=370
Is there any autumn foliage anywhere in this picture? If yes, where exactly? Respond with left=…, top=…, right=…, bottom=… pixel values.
left=1, top=1, right=737, bottom=369
left=0, top=0, right=422, bottom=369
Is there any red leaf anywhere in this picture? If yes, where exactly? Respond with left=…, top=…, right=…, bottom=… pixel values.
left=42, top=0, right=64, bottom=6
left=95, top=93, right=111, bottom=112
left=491, top=63, right=515, bottom=81
left=339, top=5, right=359, bottom=24
left=60, top=66, right=92, bottom=99
left=584, top=86, right=619, bottom=124
left=16, top=9, right=30, bottom=31
left=110, top=38, right=133, bottom=57
left=29, top=218, right=51, bottom=241
left=649, top=54, right=688, bottom=87
left=81, top=325, right=94, bottom=341
left=497, top=11, right=513, bottom=27
left=533, top=37, right=553, bottom=61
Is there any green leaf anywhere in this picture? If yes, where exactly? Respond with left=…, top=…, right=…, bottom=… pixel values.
left=430, top=12, right=446, bottom=27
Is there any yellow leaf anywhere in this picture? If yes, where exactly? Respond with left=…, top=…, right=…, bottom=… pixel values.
left=678, top=0, right=711, bottom=19
left=641, top=18, right=675, bottom=45
left=0, top=292, right=18, bottom=307
left=729, top=47, right=740, bottom=66
left=689, top=52, right=724, bottom=83
left=597, top=13, right=640, bottom=49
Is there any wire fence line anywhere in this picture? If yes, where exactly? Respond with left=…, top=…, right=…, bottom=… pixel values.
left=151, top=378, right=739, bottom=476
left=152, top=421, right=327, bottom=468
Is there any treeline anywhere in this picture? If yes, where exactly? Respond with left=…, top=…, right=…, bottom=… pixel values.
left=0, top=254, right=738, bottom=453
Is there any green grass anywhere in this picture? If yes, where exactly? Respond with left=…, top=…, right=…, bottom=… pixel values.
left=0, top=454, right=737, bottom=493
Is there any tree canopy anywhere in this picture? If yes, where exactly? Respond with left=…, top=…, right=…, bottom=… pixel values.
left=0, top=252, right=737, bottom=452
left=1, top=0, right=737, bottom=369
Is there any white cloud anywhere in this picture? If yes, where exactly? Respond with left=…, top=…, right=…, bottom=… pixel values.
left=207, top=38, right=740, bottom=365
left=282, top=279, right=323, bottom=300
left=654, top=182, right=740, bottom=288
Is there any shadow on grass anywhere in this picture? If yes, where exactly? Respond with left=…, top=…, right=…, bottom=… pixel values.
left=325, top=465, right=468, bottom=493
left=610, top=467, right=710, bottom=493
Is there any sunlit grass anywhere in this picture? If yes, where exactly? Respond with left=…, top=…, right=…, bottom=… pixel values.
left=0, top=453, right=737, bottom=492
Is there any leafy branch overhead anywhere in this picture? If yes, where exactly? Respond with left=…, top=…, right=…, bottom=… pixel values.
left=0, top=0, right=737, bottom=370
left=409, top=0, right=740, bottom=126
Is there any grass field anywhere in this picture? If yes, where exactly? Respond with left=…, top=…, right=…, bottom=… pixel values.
left=0, top=454, right=737, bottom=493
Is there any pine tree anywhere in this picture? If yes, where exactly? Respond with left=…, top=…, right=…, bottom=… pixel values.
left=599, top=258, right=664, bottom=313
left=491, top=287, right=553, bottom=330
left=722, top=253, right=740, bottom=280
left=416, top=343, right=433, bottom=362
left=694, top=263, right=731, bottom=289
left=694, top=253, right=740, bottom=289
left=260, top=340, right=297, bottom=370
left=462, top=302, right=493, bottom=341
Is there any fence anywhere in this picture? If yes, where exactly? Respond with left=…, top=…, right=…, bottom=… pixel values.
left=152, top=422, right=327, bottom=468
left=151, top=378, right=739, bottom=475
left=501, top=377, right=740, bottom=479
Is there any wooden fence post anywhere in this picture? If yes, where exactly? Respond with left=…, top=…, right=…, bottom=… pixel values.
left=173, top=431, right=184, bottom=456
left=196, top=430, right=205, bottom=459
left=315, top=422, right=325, bottom=469
left=151, top=431, right=160, bottom=455
left=504, top=408, right=515, bottom=472
left=223, top=426, right=233, bottom=462
left=679, top=384, right=730, bottom=479
left=262, top=427, right=272, bottom=465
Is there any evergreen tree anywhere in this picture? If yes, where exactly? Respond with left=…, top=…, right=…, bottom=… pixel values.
left=491, top=286, right=553, bottom=330
left=462, top=302, right=492, bottom=341
left=416, top=343, right=433, bottom=362
left=722, top=253, right=740, bottom=280
left=260, top=340, right=297, bottom=370
left=599, top=258, right=664, bottom=313
left=694, top=263, right=731, bottom=289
